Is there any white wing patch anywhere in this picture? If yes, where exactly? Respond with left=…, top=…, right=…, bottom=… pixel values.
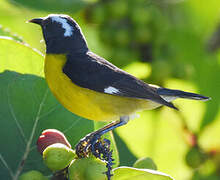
left=50, top=16, right=73, bottom=37
left=104, top=86, right=120, bottom=94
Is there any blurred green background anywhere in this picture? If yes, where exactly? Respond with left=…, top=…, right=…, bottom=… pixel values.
left=0, top=0, right=220, bottom=179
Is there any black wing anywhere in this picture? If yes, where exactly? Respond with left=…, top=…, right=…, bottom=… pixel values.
left=63, top=51, right=177, bottom=109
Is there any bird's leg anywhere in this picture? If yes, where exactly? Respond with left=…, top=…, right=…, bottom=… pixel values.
left=75, top=116, right=130, bottom=180
left=75, top=116, right=129, bottom=158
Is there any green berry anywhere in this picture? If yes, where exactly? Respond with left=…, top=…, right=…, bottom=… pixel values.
left=19, top=170, right=47, bottom=180
left=68, top=156, right=106, bottom=180
left=185, top=147, right=207, bottom=168
left=43, top=143, right=75, bottom=172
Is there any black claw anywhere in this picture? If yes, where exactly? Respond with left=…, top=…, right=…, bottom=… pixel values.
left=75, top=134, right=114, bottom=180
left=75, top=132, right=101, bottom=158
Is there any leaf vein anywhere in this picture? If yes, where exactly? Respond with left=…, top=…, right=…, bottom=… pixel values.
left=38, top=103, right=59, bottom=120
left=13, top=88, right=49, bottom=180
left=0, top=153, right=14, bottom=179
left=7, top=75, right=27, bottom=143
left=63, top=117, right=82, bottom=133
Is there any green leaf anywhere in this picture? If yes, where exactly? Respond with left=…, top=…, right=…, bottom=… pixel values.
left=113, top=166, right=175, bottom=180
left=0, top=27, right=23, bottom=42
left=0, top=38, right=118, bottom=179
left=0, top=69, right=94, bottom=180
left=133, top=157, right=157, bottom=170
left=0, top=37, right=43, bottom=76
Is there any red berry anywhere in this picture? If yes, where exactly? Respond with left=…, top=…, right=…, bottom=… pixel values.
left=37, top=129, right=71, bottom=154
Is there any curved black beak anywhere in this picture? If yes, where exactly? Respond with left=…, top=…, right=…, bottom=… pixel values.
left=28, top=18, right=43, bottom=25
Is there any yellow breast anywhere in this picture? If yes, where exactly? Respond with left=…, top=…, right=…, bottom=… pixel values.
left=44, top=54, right=159, bottom=122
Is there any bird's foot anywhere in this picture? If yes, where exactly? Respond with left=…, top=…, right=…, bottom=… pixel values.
left=75, top=132, right=100, bottom=158
left=75, top=133, right=114, bottom=179
left=75, top=119, right=128, bottom=179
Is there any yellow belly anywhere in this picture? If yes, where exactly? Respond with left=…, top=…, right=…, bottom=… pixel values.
left=44, top=54, right=160, bottom=122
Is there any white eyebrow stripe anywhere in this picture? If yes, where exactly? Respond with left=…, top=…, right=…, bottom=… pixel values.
left=104, top=86, right=120, bottom=94
left=51, top=16, right=73, bottom=37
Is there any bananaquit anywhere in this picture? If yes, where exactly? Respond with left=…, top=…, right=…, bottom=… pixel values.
left=29, top=14, right=210, bottom=157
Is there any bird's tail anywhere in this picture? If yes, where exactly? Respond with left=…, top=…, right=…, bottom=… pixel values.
left=157, top=88, right=210, bottom=102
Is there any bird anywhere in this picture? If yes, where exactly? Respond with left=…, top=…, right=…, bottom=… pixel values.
left=29, top=14, right=210, bottom=157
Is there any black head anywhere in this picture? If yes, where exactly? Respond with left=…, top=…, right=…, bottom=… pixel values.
left=29, top=14, right=89, bottom=54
